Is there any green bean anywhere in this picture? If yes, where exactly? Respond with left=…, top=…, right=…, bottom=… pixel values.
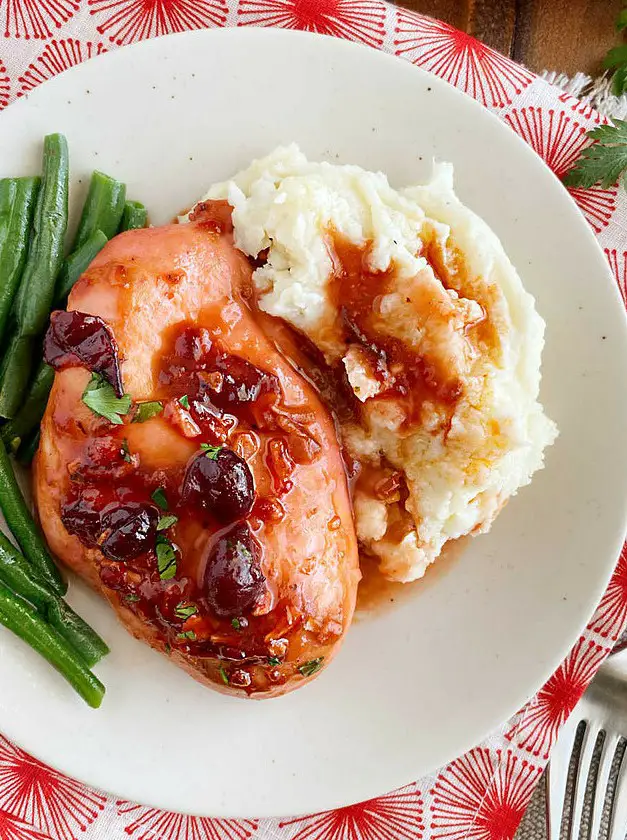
left=0, top=334, right=36, bottom=419
left=14, top=134, right=69, bottom=338
left=73, top=171, right=125, bottom=249
left=119, top=200, right=147, bottom=232
left=0, top=531, right=108, bottom=666
left=0, top=437, right=65, bottom=595
left=0, top=180, right=16, bottom=251
left=0, top=580, right=104, bottom=707
left=1, top=362, right=54, bottom=449
left=1, top=229, right=107, bottom=435
left=3, top=230, right=109, bottom=437
left=0, top=177, right=40, bottom=344
left=55, top=229, right=107, bottom=304
left=17, top=429, right=40, bottom=466
left=48, top=599, right=109, bottom=666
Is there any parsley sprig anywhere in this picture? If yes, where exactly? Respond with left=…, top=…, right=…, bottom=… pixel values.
left=564, top=119, right=627, bottom=190
left=604, top=4, right=627, bottom=96
left=564, top=7, right=627, bottom=191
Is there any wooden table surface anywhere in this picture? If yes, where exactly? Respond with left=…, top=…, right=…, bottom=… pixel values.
left=399, top=0, right=625, bottom=77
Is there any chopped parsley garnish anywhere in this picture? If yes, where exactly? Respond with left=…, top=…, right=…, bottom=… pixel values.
left=156, top=535, right=177, bottom=580
left=200, top=442, right=222, bottom=460
left=81, top=372, right=131, bottom=424
left=120, top=439, right=132, bottom=463
left=231, top=618, right=241, bottom=631
left=174, top=602, right=198, bottom=620
left=219, top=666, right=229, bottom=685
left=165, top=643, right=171, bottom=654
left=177, top=630, right=197, bottom=641
left=179, top=394, right=190, bottom=409
left=124, top=593, right=140, bottom=602
left=134, top=400, right=163, bottom=423
left=157, top=514, right=178, bottom=531
left=267, top=656, right=281, bottom=667
left=298, top=658, right=324, bottom=678
left=151, top=487, right=168, bottom=510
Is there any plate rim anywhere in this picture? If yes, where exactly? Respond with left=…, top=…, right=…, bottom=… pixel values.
left=1, top=24, right=627, bottom=818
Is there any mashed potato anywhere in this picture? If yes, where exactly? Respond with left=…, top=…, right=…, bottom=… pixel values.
left=201, top=145, right=558, bottom=583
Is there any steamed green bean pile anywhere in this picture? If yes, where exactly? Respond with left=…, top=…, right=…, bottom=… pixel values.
left=0, top=133, right=148, bottom=706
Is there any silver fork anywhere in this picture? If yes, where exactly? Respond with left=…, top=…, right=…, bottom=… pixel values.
left=547, top=646, right=627, bottom=840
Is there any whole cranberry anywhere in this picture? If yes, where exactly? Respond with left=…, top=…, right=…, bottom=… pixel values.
left=44, top=310, right=123, bottom=396
left=203, top=522, right=265, bottom=617
left=181, top=446, right=255, bottom=524
left=100, top=502, right=159, bottom=562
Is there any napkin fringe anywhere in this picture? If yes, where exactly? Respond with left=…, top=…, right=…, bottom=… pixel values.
left=541, top=69, right=627, bottom=119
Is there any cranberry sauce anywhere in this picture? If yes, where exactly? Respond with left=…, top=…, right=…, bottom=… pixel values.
left=330, top=237, right=464, bottom=408
left=60, top=320, right=308, bottom=679
left=158, top=325, right=281, bottom=428
left=208, top=353, right=279, bottom=411
left=44, top=310, right=123, bottom=396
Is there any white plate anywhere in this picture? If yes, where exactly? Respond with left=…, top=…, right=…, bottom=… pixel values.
left=0, top=26, right=626, bottom=819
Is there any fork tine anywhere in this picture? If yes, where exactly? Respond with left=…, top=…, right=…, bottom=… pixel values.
left=609, top=738, right=627, bottom=840
left=590, top=731, right=617, bottom=840
left=570, top=721, right=603, bottom=840
left=547, top=715, right=582, bottom=840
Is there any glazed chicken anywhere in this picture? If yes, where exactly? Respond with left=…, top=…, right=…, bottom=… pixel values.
left=35, top=204, right=360, bottom=698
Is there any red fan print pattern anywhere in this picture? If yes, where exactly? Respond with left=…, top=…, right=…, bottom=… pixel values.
left=587, top=543, right=627, bottom=639
left=0, top=811, right=53, bottom=840
left=116, top=802, right=257, bottom=840
left=88, top=0, right=228, bottom=46
left=237, top=0, right=386, bottom=48
left=430, top=748, right=541, bottom=840
left=505, top=638, right=608, bottom=759
left=504, top=107, right=617, bottom=233
left=0, top=737, right=105, bottom=840
left=0, top=60, right=9, bottom=109
left=393, top=11, right=532, bottom=108
left=605, top=250, right=627, bottom=310
left=279, top=783, right=424, bottom=840
left=1, top=0, right=78, bottom=39
left=17, top=39, right=107, bottom=97
left=0, top=12, right=626, bottom=840
left=557, top=90, right=602, bottom=124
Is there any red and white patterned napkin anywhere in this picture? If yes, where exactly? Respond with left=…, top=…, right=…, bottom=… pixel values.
left=1, top=4, right=627, bottom=840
